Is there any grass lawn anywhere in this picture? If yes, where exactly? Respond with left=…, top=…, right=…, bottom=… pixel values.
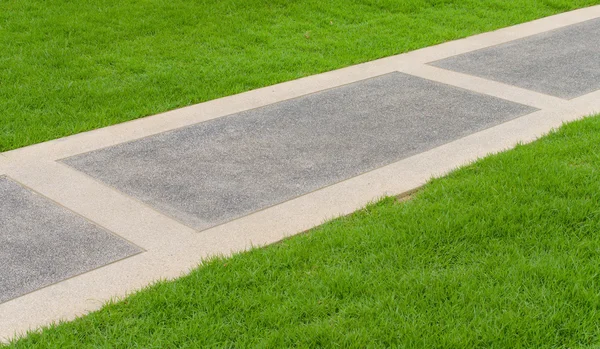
left=5, top=115, right=600, bottom=347
left=1, top=0, right=599, bottom=152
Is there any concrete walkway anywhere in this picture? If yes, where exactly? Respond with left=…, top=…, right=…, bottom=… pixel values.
left=1, top=6, right=600, bottom=340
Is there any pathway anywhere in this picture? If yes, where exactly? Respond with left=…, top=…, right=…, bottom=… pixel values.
left=1, top=6, right=600, bottom=340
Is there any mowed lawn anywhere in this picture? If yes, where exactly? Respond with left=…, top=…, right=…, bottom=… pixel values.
left=1, top=0, right=599, bottom=151
left=5, top=116, right=600, bottom=347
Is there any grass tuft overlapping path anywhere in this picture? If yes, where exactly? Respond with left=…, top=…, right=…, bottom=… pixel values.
left=1, top=0, right=599, bottom=151
left=6, top=116, right=600, bottom=347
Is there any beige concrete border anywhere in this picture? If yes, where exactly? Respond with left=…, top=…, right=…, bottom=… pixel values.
left=0, top=154, right=8, bottom=175
left=1, top=5, right=600, bottom=341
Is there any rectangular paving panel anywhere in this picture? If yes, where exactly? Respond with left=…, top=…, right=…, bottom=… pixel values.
left=63, top=72, right=536, bottom=230
left=0, top=176, right=141, bottom=304
left=430, top=18, right=600, bottom=99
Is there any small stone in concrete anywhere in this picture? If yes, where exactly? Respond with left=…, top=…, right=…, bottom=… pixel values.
left=0, top=176, right=141, bottom=304
left=430, top=18, right=600, bottom=99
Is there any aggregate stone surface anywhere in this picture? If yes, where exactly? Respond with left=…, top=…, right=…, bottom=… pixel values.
left=63, top=72, right=536, bottom=230
left=430, top=18, right=600, bottom=99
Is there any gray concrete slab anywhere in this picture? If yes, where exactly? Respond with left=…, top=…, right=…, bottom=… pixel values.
left=430, top=18, right=600, bottom=99
left=0, top=176, right=141, bottom=304
left=63, top=72, right=536, bottom=230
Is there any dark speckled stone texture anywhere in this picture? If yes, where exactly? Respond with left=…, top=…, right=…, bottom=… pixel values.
left=63, top=72, right=536, bottom=230
left=430, top=18, right=600, bottom=99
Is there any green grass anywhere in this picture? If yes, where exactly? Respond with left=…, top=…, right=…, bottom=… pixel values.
left=6, top=115, right=600, bottom=347
left=1, top=0, right=599, bottom=152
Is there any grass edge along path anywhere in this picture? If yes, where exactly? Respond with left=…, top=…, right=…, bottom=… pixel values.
left=6, top=115, right=600, bottom=347
left=1, top=0, right=600, bottom=151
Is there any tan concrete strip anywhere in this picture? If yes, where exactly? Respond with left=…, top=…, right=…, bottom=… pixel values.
left=0, top=154, right=8, bottom=175
left=1, top=5, right=600, bottom=342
